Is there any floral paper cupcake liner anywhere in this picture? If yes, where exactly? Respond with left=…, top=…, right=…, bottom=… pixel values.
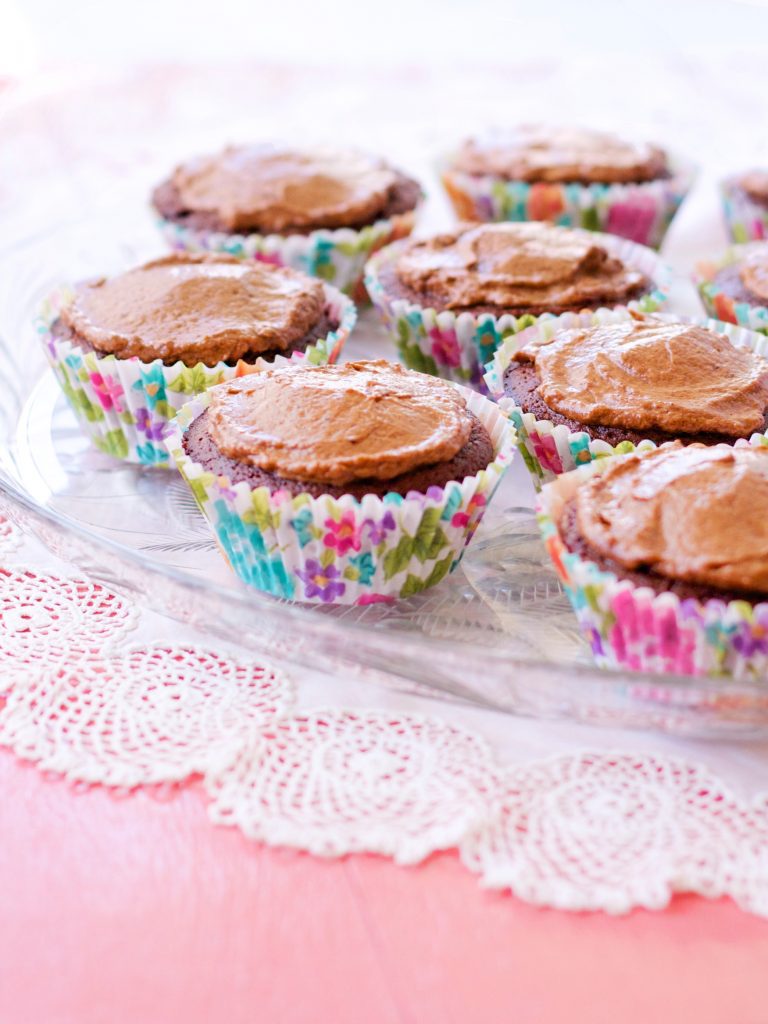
left=484, top=309, right=768, bottom=489
left=720, top=178, right=768, bottom=243
left=439, top=153, right=696, bottom=250
left=37, top=284, right=356, bottom=468
left=365, top=233, right=671, bottom=391
left=538, top=453, right=768, bottom=679
left=694, top=245, right=768, bottom=336
left=165, top=387, right=516, bottom=605
left=157, top=208, right=418, bottom=302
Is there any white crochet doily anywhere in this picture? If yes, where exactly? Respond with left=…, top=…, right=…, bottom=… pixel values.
left=2, top=514, right=768, bottom=919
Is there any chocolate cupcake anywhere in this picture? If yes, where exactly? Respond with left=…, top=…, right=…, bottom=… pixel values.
left=40, top=253, right=356, bottom=467
left=695, top=242, right=768, bottom=336
left=165, top=360, right=515, bottom=603
left=440, top=126, right=694, bottom=249
left=486, top=310, right=768, bottom=487
left=153, top=145, right=423, bottom=298
left=365, top=222, right=669, bottom=387
left=539, top=441, right=768, bottom=678
left=720, top=170, right=768, bottom=243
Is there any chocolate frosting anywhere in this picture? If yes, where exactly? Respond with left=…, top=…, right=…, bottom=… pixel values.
left=206, top=360, right=474, bottom=485
left=171, top=146, right=399, bottom=233
left=61, top=254, right=325, bottom=365
left=396, top=223, right=646, bottom=312
left=739, top=245, right=768, bottom=303
left=575, top=443, right=768, bottom=594
left=525, top=317, right=768, bottom=436
left=452, top=127, right=667, bottom=183
left=740, top=170, right=768, bottom=205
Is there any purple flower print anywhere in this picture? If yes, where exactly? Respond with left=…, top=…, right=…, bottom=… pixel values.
left=732, top=615, right=768, bottom=659
left=89, top=371, right=125, bottom=413
left=135, top=407, right=171, bottom=442
left=297, top=560, right=346, bottom=602
left=364, top=510, right=396, bottom=545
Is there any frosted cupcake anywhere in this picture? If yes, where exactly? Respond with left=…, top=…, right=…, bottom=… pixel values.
left=695, top=242, right=768, bottom=335
left=365, top=221, right=669, bottom=386
left=41, top=253, right=355, bottom=466
left=440, top=126, right=693, bottom=249
left=152, top=145, right=422, bottom=299
left=539, top=442, right=768, bottom=678
left=166, top=360, right=515, bottom=603
left=720, top=170, right=768, bottom=243
left=488, top=311, right=768, bottom=487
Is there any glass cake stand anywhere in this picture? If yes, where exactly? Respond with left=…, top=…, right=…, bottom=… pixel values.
left=2, top=209, right=767, bottom=738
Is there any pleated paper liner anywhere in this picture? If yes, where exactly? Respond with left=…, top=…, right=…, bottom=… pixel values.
left=164, top=386, right=516, bottom=605
left=439, top=151, right=696, bottom=250
left=157, top=207, right=419, bottom=302
left=365, top=232, right=672, bottom=392
left=720, top=178, right=768, bottom=244
left=538, top=451, right=768, bottom=680
left=37, top=284, right=356, bottom=468
left=694, top=244, right=768, bottom=336
left=485, top=308, right=768, bottom=490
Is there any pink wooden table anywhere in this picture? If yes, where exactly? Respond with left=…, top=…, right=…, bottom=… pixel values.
left=2, top=750, right=767, bottom=1024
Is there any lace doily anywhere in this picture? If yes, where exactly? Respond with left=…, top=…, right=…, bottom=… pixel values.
left=0, top=541, right=767, bottom=918
left=0, top=569, right=137, bottom=683
left=206, top=710, right=497, bottom=863
left=0, top=643, right=294, bottom=786
left=460, top=752, right=768, bottom=915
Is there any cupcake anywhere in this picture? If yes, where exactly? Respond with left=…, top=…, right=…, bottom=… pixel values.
left=40, top=253, right=356, bottom=467
left=365, top=221, right=669, bottom=387
left=486, top=310, right=768, bottom=487
left=165, top=360, right=515, bottom=604
left=152, top=145, right=423, bottom=299
left=539, top=441, right=768, bottom=678
left=440, top=126, right=694, bottom=249
left=695, top=242, right=768, bottom=335
left=720, top=170, right=768, bottom=243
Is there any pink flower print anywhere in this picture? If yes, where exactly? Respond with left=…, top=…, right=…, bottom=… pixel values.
left=89, top=371, right=125, bottom=413
left=451, top=493, right=487, bottom=530
left=254, top=251, right=285, bottom=268
left=530, top=433, right=563, bottom=475
left=323, top=511, right=362, bottom=556
left=606, top=195, right=657, bottom=246
left=429, top=326, right=462, bottom=368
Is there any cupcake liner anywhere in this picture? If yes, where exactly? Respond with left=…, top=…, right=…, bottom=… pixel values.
left=720, top=178, right=768, bottom=243
left=37, top=284, right=357, bottom=468
left=538, top=453, right=768, bottom=679
left=164, top=387, right=516, bottom=605
left=365, top=232, right=671, bottom=391
left=485, top=308, right=768, bottom=490
left=694, top=244, right=768, bottom=336
left=439, top=152, right=696, bottom=250
left=157, top=208, right=419, bottom=302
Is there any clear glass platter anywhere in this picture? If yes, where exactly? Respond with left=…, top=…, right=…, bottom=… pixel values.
left=2, top=209, right=768, bottom=738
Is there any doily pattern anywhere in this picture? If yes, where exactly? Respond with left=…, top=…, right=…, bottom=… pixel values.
left=206, top=710, right=497, bottom=864
left=1, top=540, right=768, bottom=919
left=460, top=753, right=768, bottom=914
left=0, top=569, right=137, bottom=680
left=0, top=644, right=294, bottom=786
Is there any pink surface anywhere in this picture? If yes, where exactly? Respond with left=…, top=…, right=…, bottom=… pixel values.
left=1, top=751, right=767, bottom=1024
